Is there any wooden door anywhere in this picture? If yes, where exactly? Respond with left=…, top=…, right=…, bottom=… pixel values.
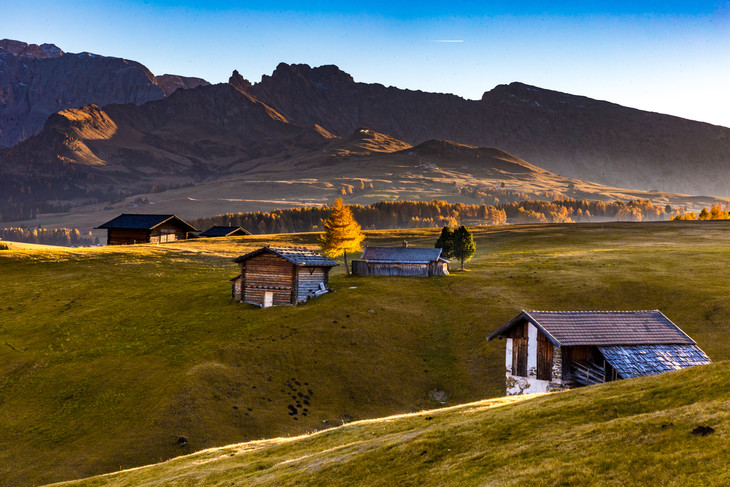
left=537, top=332, right=553, bottom=380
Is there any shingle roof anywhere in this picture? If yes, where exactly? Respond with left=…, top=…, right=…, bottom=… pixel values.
left=487, top=310, right=696, bottom=346
left=234, top=246, right=339, bottom=267
left=360, top=246, right=449, bottom=263
left=199, top=226, right=252, bottom=237
left=96, top=214, right=198, bottom=232
left=599, top=345, right=711, bottom=378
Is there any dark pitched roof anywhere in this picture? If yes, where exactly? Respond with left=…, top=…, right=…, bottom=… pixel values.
left=96, top=214, right=198, bottom=232
left=199, top=226, right=252, bottom=237
left=599, top=345, right=711, bottom=379
left=234, top=246, right=339, bottom=267
left=360, top=246, right=450, bottom=264
left=487, top=310, right=696, bottom=346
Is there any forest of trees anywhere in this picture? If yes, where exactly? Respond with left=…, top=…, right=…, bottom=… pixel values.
left=191, top=198, right=675, bottom=235
left=0, top=227, right=98, bottom=246
left=671, top=203, right=730, bottom=221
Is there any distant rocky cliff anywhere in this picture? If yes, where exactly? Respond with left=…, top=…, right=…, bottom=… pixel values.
left=155, top=74, right=210, bottom=97
left=247, top=63, right=730, bottom=197
left=0, top=40, right=168, bottom=147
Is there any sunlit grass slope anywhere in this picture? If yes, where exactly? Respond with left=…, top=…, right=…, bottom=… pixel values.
left=1, top=222, right=729, bottom=486
left=53, top=361, right=729, bottom=487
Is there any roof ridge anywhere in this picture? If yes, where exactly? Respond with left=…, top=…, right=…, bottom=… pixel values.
left=525, top=310, right=660, bottom=314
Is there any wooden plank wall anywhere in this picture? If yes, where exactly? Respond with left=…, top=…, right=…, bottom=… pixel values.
left=297, top=267, right=327, bottom=302
left=536, top=332, right=553, bottom=380
left=150, top=222, right=188, bottom=243
left=510, top=322, right=528, bottom=376
left=241, top=253, right=295, bottom=306
left=352, top=261, right=430, bottom=276
left=107, top=229, right=150, bottom=245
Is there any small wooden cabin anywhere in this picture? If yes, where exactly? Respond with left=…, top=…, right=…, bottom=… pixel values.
left=232, top=246, right=338, bottom=307
left=351, top=242, right=450, bottom=276
left=487, top=310, right=711, bottom=396
left=199, top=225, right=252, bottom=238
left=96, top=214, right=198, bottom=245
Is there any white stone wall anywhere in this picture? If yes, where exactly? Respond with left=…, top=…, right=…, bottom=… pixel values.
left=504, top=323, right=567, bottom=396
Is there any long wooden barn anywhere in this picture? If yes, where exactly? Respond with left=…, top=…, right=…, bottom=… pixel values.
left=351, top=243, right=450, bottom=277
left=199, top=225, right=252, bottom=238
left=96, top=214, right=198, bottom=245
left=487, top=310, right=711, bottom=396
left=232, top=246, right=338, bottom=307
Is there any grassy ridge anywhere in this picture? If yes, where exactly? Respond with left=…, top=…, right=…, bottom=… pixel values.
left=1, top=222, right=730, bottom=486
left=51, top=361, right=729, bottom=486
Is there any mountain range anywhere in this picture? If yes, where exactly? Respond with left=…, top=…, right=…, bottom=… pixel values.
left=2, top=39, right=730, bottom=227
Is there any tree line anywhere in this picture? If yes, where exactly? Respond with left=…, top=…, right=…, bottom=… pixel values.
left=191, top=198, right=676, bottom=235
left=0, top=227, right=98, bottom=246
left=670, top=203, right=730, bottom=221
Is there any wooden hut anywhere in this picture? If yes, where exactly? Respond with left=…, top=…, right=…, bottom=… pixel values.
left=232, top=246, right=338, bottom=307
left=96, top=214, right=198, bottom=245
left=351, top=242, right=450, bottom=276
left=199, top=225, right=252, bottom=238
left=487, top=310, right=711, bottom=396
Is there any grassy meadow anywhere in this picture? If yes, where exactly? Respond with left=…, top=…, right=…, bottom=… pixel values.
left=1, top=221, right=729, bottom=486
left=51, top=361, right=730, bottom=487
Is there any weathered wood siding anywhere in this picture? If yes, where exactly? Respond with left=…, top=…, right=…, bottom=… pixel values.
left=509, top=322, right=528, bottom=377
left=239, top=253, right=296, bottom=306
left=296, top=266, right=328, bottom=302
left=536, top=332, right=553, bottom=380
left=107, top=229, right=150, bottom=245
left=352, top=261, right=430, bottom=276
left=149, top=222, right=188, bottom=243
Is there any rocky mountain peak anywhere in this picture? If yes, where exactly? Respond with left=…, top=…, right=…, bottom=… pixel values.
left=263, top=62, right=355, bottom=88
left=155, top=74, right=210, bottom=97
left=0, top=39, right=63, bottom=59
left=229, top=70, right=252, bottom=91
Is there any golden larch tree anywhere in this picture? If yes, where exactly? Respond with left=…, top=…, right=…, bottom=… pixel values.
left=320, top=198, right=365, bottom=275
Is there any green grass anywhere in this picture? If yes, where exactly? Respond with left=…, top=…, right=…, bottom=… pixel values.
left=51, top=361, right=730, bottom=487
left=1, top=222, right=729, bottom=486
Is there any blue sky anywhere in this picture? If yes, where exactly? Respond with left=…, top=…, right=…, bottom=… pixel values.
left=3, top=1, right=729, bottom=127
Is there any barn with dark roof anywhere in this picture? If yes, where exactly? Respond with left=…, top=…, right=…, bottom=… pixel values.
left=96, top=214, right=198, bottom=245
left=232, top=246, right=338, bottom=307
left=487, top=310, right=711, bottom=395
left=351, top=242, right=450, bottom=276
left=199, top=226, right=252, bottom=238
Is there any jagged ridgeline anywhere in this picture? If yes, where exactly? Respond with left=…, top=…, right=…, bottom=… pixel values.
left=190, top=199, right=671, bottom=235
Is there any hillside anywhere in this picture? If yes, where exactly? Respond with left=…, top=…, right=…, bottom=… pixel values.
left=5, top=125, right=729, bottom=234
left=0, top=82, right=335, bottom=217
left=0, top=39, right=165, bottom=148
left=50, top=361, right=729, bottom=486
left=1, top=222, right=729, bottom=486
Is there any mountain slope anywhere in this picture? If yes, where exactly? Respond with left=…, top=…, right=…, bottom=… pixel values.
left=0, top=39, right=165, bottom=148
left=247, top=63, right=730, bottom=197
left=5, top=124, right=728, bottom=233
left=50, top=361, right=729, bottom=487
left=1, top=83, right=335, bottom=197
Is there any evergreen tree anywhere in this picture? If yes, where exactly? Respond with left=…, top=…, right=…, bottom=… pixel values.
left=435, top=226, right=455, bottom=259
left=320, top=198, right=365, bottom=275
left=452, top=225, right=476, bottom=270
